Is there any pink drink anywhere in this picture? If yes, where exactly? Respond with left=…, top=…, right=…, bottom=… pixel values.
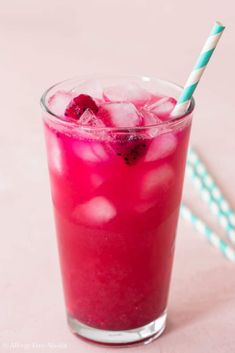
left=41, top=76, right=193, bottom=345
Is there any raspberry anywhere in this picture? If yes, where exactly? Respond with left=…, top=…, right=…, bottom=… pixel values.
left=65, top=94, right=98, bottom=119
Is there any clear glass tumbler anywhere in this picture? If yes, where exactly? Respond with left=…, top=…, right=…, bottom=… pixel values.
left=40, top=76, right=194, bottom=346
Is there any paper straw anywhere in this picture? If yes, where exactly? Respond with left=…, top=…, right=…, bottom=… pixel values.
left=180, top=203, right=235, bottom=263
left=172, top=21, right=225, bottom=117
left=186, top=148, right=235, bottom=244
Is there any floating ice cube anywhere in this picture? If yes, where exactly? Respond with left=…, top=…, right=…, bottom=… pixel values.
left=47, top=133, right=63, bottom=174
left=141, top=109, right=161, bottom=137
left=100, top=102, right=142, bottom=127
left=145, top=133, right=177, bottom=162
left=79, top=109, right=105, bottom=128
left=74, top=141, right=108, bottom=162
left=148, top=97, right=176, bottom=120
left=48, top=91, right=74, bottom=117
left=142, top=111, right=159, bottom=126
left=104, top=83, right=151, bottom=104
left=72, top=79, right=103, bottom=99
left=73, top=196, right=116, bottom=225
left=92, top=143, right=109, bottom=160
left=141, top=165, right=174, bottom=200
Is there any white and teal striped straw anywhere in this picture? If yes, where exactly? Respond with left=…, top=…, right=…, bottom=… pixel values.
left=172, top=21, right=225, bottom=117
left=186, top=148, right=235, bottom=244
left=180, top=204, right=235, bottom=263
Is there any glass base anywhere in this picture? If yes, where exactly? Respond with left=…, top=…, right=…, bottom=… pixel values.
left=67, top=311, right=167, bottom=346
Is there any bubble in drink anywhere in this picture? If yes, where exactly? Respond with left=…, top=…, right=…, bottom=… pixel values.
left=148, top=97, right=176, bottom=120
left=98, top=102, right=142, bottom=127
left=104, top=83, right=151, bottom=105
left=74, top=141, right=108, bottom=163
left=141, top=165, right=174, bottom=200
left=48, top=91, right=74, bottom=117
left=73, top=196, right=116, bottom=225
left=145, top=133, right=177, bottom=162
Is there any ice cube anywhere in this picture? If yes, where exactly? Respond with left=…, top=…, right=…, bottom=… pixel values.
left=72, top=79, right=103, bottom=99
left=148, top=97, right=176, bottom=120
left=141, top=165, right=174, bottom=200
left=73, top=196, right=116, bottom=225
left=74, top=141, right=108, bottom=163
left=47, top=133, right=63, bottom=174
left=141, top=108, right=161, bottom=137
left=92, top=143, right=109, bottom=160
left=145, top=133, right=177, bottom=162
left=100, top=102, right=142, bottom=127
left=142, top=111, right=159, bottom=126
left=48, top=91, right=74, bottom=117
left=104, top=83, right=151, bottom=105
left=79, top=109, right=105, bottom=128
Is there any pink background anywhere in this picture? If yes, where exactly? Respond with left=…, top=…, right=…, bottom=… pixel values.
left=0, top=0, right=235, bottom=352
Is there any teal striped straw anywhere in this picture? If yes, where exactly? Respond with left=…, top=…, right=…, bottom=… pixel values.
left=186, top=148, right=235, bottom=244
left=172, top=21, right=225, bottom=117
left=180, top=204, right=235, bottom=263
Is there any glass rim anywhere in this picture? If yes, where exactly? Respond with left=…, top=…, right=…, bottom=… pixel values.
left=40, top=75, right=195, bottom=132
